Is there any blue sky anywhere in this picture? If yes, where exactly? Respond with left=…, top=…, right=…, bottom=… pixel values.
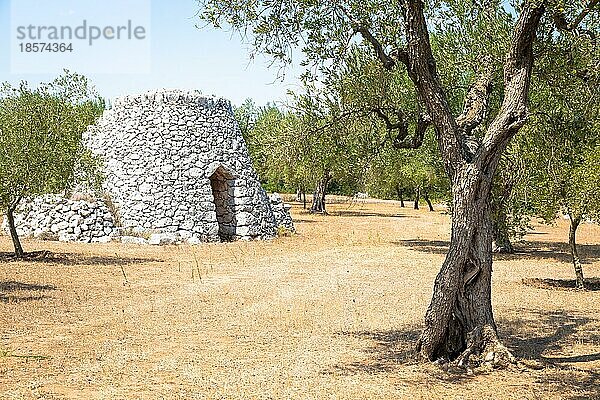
left=0, top=0, right=302, bottom=106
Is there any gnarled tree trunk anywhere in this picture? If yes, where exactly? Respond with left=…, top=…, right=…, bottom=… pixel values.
left=417, top=165, right=514, bottom=367
left=6, top=206, right=25, bottom=259
left=568, top=214, right=585, bottom=290
left=310, top=171, right=331, bottom=214
left=404, top=2, right=544, bottom=367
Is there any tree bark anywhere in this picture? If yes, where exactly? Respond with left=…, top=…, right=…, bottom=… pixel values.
left=396, top=184, right=405, bottom=207
left=310, top=172, right=331, bottom=214
left=296, top=187, right=303, bottom=203
left=568, top=214, right=585, bottom=290
left=414, top=188, right=420, bottom=210
left=417, top=166, right=514, bottom=367
left=424, top=190, right=434, bottom=212
left=303, top=191, right=307, bottom=210
left=6, top=206, right=25, bottom=259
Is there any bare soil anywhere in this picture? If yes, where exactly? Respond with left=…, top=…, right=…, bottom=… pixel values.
left=1, top=200, right=599, bottom=399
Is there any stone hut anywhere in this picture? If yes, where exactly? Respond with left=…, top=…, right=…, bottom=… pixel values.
left=80, top=89, right=292, bottom=243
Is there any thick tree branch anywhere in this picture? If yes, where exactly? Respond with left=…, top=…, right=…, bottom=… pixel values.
left=455, top=65, right=494, bottom=161
left=353, top=25, right=397, bottom=70
left=373, top=107, right=407, bottom=131
left=455, top=65, right=494, bottom=135
left=390, top=48, right=409, bottom=68
left=401, top=0, right=462, bottom=174
left=371, top=106, right=431, bottom=149
left=8, top=196, right=22, bottom=213
left=393, top=112, right=431, bottom=149
left=478, top=3, right=545, bottom=166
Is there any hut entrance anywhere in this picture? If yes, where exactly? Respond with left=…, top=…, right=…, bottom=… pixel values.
left=209, top=166, right=235, bottom=241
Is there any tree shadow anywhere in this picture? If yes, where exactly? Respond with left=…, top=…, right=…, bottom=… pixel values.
left=329, top=327, right=477, bottom=384
left=501, top=309, right=600, bottom=399
left=501, top=310, right=594, bottom=360
left=537, top=370, right=600, bottom=400
left=394, top=239, right=600, bottom=264
left=393, top=239, right=450, bottom=254
left=0, top=250, right=162, bottom=266
left=330, top=327, right=422, bottom=375
left=333, top=210, right=409, bottom=218
left=522, top=277, right=600, bottom=291
left=0, top=280, right=56, bottom=304
left=497, top=240, right=600, bottom=263
left=329, top=312, right=599, bottom=397
left=0, top=281, right=56, bottom=292
left=291, top=219, right=318, bottom=224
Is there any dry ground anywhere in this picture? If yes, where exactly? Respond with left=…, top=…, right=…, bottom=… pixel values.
left=1, top=199, right=599, bottom=400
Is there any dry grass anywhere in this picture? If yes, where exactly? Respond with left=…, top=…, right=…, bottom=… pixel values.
left=1, top=199, right=599, bottom=399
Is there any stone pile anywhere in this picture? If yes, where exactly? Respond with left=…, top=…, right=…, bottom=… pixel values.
left=269, top=194, right=295, bottom=233
left=4, top=195, right=116, bottom=243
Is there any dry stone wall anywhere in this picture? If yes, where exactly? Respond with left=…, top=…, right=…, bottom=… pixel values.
left=2, top=195, right=116, bottom=243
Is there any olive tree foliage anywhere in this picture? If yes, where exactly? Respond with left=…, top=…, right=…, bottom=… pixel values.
left=240, top=95, right=374, bottom=213
left=198, top=0, right=600, bottom=366
left=484, top=7, right=600, bottom=255
left=233, top=98, right=259, bottom=140
left=0, top=71, right=104, bottom=258
left=288, top=48, right=423, bottom=213
left=367, top=132, right=448, bottom=210
left=487, top=148, right=532, bottom=253
left=233, top=99, right=289, bottom=189
left=514, top=19, right=600, bottom=288
left=236, top=49, right=405, bottom=212
left=240, top=104, right=311, bottom=193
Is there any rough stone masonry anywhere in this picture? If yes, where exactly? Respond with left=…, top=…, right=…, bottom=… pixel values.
left=5, top=89, right=294, bottom=244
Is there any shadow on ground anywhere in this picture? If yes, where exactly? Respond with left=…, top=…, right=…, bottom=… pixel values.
left=394, top=239, right=450, bottom=254
left=500, top=241, right=600, bottom=264
left=333, top=210, right=409, bottom=218
left=330, top=327, right=480, bottom=383
left=395, top=239, right=600, bottom=264
left=522, top=277, right=600, bottom=291
left=501, top=309, right=600, bottom=399
left=331, top=327, right=422, bottom=375
left=0, top=250, right=162, bottom=266
left=291, top=218, right=318, bottom=224
left=0, top=280, right=56, bottom=304
left=332, top=310, right=600, bottom=397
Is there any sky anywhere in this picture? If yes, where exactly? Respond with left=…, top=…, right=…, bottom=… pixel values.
left=0, top=0, right=302, bottom=106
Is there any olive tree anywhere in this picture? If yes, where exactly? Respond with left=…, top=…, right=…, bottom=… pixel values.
left=198, top=0, right=599, bottom=366
left=368, top=132, right=447, bottom=210
left=517, top=27, right=600, bottom=288
left=0, top=72, right=103, bottom=258
left=245, top=99, right=371, bottom=214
